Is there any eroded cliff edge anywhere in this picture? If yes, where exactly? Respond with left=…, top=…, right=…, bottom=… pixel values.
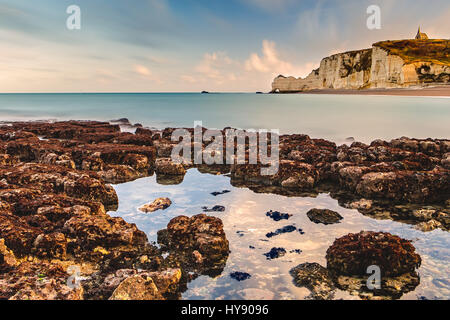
left=272, top=39, right=450, bottom=92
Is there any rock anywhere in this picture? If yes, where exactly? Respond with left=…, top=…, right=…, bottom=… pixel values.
left=0, top=213, right=41, bottom=255
left=157, top=214, right=229, bottom=273
left=33, top=232, right=67, bottom=260
left=63, top=214, right=148, bottom=251
left=192, top=250, right=204, bottom=264
left=109, top=275, right=163, bottom=300
left=143, top=268, right=182, bottom=298
left=415, top=219, right=443, bottom=232
left=2, top=261, right=85, bottom=300
left=139, top=198, right=172, bottom=213
left=155, top=158, right=186, bottom=175
left=290, top=263, right=335, bottom=300
left=348, top=199, right=373, bottom=210
left=411, top=208, right=436, bottom=221
left=441, top=153, right=450, bottom=169
left=264, top=247, right=286, bottom=260
left=9, top=278, right=84, bottom=300
left=266, top=225, right=297, bottom=238
left=210, top=190, right=231, bottom=197
left=266, top=210, right=292, bottom=221
left=202, top=205, right=225, bottom=213
left=306, top=209, right=343, bottom=225
left=230, top=272, right=251, bottom=282
left=326, top=231, right=421, bottom=277
left=335, top=271, right=420, bottom=300
left=0, top=239, right=17, bottom=271
left=0, top=120, right=448, bottom=300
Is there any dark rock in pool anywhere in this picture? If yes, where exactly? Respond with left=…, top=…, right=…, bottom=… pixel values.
left=290, top=262, right=335, bottom=300
left=266, top=210, right=292, bottom=221
left=290, top=249, right=302, bottom=254
left=202, top=205, right=225, bottom=213
left=210, top=190, right=231, bottom=197
left=264, top=247, right=287, bottom=260
left=266, top=225, right=297, bottom=238
left=230, top=272, right=251, bottom=281
left=306, top=209, right=343, bottom=225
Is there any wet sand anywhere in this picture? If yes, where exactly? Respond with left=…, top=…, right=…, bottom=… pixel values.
left=288, top=85, right=450, bottom=97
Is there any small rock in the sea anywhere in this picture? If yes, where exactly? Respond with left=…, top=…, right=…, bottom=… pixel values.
left=306, top=209, right=343, bottom=225
left=211, top=190, right=231, bottom=196
left=139, top=198, right=172, bottom=213
left=415, top=219, right=443, bottom=232
left=326, top=231, right=421, bottom=277
left=264, top=247, right=287, bottom=260
left=290, top=262, right=335, bottom=300
left=345, top=137, right=355, bottom=143
left=202, top=205, right=225, bottom=212
left=266, top=225, right=297, bottom=238
left=266, top=210, right=292, bottom=221
left=348, top=199, right=373, bottom=210
left=155, top=158, right=186, bottom=175
left=230, top=272, right=252, bottom=282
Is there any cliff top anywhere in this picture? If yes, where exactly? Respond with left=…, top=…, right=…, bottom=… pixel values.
left=374, top=39, right=450, bottom=66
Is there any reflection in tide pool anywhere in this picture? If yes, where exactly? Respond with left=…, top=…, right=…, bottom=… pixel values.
left=110, top=169, right=450, bottom=300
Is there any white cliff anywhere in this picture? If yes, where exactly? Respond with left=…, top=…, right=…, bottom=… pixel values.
left=272, top=40, right=450, bottom=92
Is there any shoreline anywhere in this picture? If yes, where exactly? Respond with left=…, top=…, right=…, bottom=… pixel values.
left=272, top=85, right=450, bottom=97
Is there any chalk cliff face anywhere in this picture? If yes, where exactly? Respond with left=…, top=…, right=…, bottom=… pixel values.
left=272, top=40, right=450, bottom=92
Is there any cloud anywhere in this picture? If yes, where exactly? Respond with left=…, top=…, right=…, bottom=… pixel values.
left=134, top=65, right=152, bottom=76
left=180, top=75, right=197, bottom=83
left=245, top=40, right=317, bottom=77
left=195, top=52, right=237, bottom=83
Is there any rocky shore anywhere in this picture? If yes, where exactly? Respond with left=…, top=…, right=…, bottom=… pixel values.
left=0, top=120, right=448, bottom=300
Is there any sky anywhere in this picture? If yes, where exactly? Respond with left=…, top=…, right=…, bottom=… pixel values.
left=0, top=0, right=449, bottom=93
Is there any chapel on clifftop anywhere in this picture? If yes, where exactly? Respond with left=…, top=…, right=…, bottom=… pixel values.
left=415, top=27, right=429, bottom=40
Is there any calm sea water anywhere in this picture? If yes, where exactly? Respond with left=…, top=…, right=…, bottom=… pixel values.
left=1, top=93, right=449, bottom=300
left=0, top=93, right=449, bottom=144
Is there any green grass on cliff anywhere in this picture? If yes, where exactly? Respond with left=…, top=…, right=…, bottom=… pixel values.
left=373, top=39, right=450, bottom=65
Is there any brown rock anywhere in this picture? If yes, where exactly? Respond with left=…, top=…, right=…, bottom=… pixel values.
left=306, top=209, right=343, bottom=225
left=326, top=231, right=421, bottom=277
left=109, top=275, right=163, bottom=300
left=155, top=158, right=186, bottom=175
left=139, top=198, right=172, bottom=213
left=0, top=239, right=17, bottom=271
